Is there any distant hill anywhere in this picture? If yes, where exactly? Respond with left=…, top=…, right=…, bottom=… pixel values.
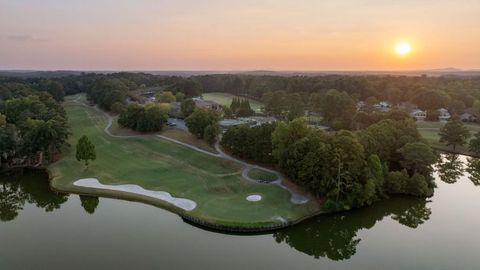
left=0, top=70, right=83, bottom=78
left=1, top=68, right=480, bottom=78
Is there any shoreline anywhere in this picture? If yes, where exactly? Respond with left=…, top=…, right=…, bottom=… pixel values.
left=47, top=168, right=324, bottom=233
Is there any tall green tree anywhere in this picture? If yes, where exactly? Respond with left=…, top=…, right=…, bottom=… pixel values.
left=320, top=89, right=356, bottom=129
left=0, top=114, right=5, bottom=126
left=237, top=99, right=254, bottom=117
left=439, top=118, right=471, bottom=151
left=286, top=93, right=305, bottom=121
left=398, top=142, right=437, bottom=177
left=156, top=91, right=176, bottom=103
left=175, top=92, right=185, bottom=102
left=76, top=135, right=96, bottom=167
left=38, top=80, right=65, bottom=102
left=181, top=99, right=196, bottom=118
left=203, top=124, right=220, bottom=145
left=185, top=109, right=220, bottom=139
left=230, top=97, right=240, bottom=113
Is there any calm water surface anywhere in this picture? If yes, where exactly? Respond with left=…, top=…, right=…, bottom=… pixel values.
left=1, top=155, right=479, bottom=270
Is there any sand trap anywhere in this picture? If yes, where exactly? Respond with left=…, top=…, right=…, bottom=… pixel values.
left=271, top=215, right=287, bottom=223
left=246, top=194, right=262, bottom=202
left=74, top=178, right=197, bottom=211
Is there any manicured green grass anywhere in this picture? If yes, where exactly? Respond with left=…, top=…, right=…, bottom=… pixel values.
left=160, top=128, right=218, bottom=154
left=49, top=100, right=320, bottom=228
left=247, top=168, right=278, bottom=183
left=202, top=92, right=264, bottom=113
left=416, top=121, right=480, bottom=156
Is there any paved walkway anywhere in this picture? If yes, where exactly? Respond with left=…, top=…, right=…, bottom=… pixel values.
left=72, top=98, right=309, bottom=204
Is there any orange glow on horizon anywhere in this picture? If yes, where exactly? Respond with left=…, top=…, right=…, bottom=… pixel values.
left=0, top=1, right=479, bottom=70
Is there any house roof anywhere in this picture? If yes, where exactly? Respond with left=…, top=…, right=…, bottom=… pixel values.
left=194, top=99, right=220, bottom=108
left=411, top=109, right=426, bottom=114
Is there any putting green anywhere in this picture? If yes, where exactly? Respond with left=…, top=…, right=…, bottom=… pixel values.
left=49, top=97, right=321, bottom=230
left=247, top=168, right=279, bottom=183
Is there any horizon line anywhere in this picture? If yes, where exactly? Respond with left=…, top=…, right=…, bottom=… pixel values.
left=1, top=67, right=480, bottom=73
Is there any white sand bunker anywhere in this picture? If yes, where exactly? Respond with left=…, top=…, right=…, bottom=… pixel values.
left=246, top=194, right=262, bottom=202
left=74, top=178, right=197, bottom=211
left=271, top=215, right=287, bottom=223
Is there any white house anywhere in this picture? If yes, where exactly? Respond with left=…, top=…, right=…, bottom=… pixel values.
left=460, top=112, right=477, bottom=122
left=410, top=109, right=427, bottom=121
left=438, top=108, right=451, bottom=122
left=374, top=101, right=391, bottom=112
left=192, top=97, right=221, bottom=111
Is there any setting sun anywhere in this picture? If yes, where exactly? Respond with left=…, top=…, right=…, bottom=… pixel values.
left=395, top=42, right=412, bottom=56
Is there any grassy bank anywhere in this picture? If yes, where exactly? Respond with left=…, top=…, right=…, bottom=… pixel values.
left=49, top=96, right=320, bottom=229
left=417, top=121, right=480, bottom=157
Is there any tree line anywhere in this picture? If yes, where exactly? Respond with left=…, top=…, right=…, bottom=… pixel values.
left=221, top=116, right=437, bottom=211
left=118, top=103, right=169, bottom=132
left=0, top=81, right=69, bottom=169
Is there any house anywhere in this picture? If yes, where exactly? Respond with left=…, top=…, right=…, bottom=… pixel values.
left=438, top=108, right=451, bottom=122
left=460, top=112, right=477, bottom=122
left=356, top=101, right=365, bottom=111
left=192, top=97, right=221, bottom=111
left=374, top=101, right=391, bottom=112
left=247, top=116, right=277, bottom=126
left=219, top=116, right=277, bottom=130
left=219, top=119, right=250, bottom=130
left=410, top=109, right=427, bottom=121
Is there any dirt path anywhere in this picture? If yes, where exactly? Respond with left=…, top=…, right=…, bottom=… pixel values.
left=72, top=97, right=309, bottom=204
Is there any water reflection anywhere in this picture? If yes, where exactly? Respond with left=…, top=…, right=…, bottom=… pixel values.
left=80, top=195, right=100, bottom=214
left=2, top=163, right=479, bottom=263
left=0, top=170, right=101, bottom=221
left=437, top=154, right=465, bottom=184
left=466, top=158, right=480, bottom=186
left=0, top=170, right=69, bottom=221
left=273, top=196, right=431, bottom=261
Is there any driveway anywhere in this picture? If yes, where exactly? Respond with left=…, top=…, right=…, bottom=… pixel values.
left=167, top=118, right=188, bottom=131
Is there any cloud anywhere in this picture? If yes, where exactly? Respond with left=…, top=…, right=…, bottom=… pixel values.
left=6, top=35, right=49, bottom=42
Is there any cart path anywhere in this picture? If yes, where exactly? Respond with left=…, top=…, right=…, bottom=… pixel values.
left=71, top=98, right=309, bottom=204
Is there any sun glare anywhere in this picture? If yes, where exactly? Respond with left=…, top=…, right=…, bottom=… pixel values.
left=395, top=42, right=412, bottom=56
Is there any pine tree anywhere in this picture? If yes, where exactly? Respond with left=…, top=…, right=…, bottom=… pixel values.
left=230, top=97, right=240, bottom=113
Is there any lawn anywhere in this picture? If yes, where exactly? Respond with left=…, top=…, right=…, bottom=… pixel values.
left=159, top=128, right=218, bottom=154
left=416, top=121, right=480, bottom=156
left=202, top=92, right=264, bottom=113
left=49, top=98, right=320, bottom=229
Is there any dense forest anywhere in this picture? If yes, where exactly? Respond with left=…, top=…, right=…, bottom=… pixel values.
left=0, top=79, right=69, bottom=169
left=221, top=115, right=436, bottom=211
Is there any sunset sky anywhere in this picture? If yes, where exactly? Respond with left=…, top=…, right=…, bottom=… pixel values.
left=1, top=0, right=479, bottom=70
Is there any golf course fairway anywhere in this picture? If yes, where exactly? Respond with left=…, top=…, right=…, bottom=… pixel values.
left=48, top=96, right=321, bottom=231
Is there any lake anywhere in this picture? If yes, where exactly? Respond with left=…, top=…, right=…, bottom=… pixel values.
left=1, top=154, right=479, bottom=270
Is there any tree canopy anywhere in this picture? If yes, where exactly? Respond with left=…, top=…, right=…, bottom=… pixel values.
left=439, top=118, right=471, bottom=151
left=185, top=109, right=220, bottom=142
left=118, top=103, right=168, bottom=132
left=76, top=135, right=96, bottom=167
left=0, top=84, right=69, bottom=168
